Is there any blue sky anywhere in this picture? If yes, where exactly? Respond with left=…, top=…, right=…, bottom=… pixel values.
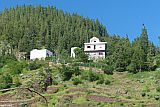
left=0, top=0, right=159, bottom=45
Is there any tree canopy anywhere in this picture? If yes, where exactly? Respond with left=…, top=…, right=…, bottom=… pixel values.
left=0, top=5, right=108, bottom=56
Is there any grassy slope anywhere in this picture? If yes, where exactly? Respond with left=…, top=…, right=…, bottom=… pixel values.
left=41, top=70, right=160, bottom=107
left=1, top=67, right=160, bottom=107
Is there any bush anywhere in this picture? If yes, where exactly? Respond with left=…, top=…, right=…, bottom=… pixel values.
left=141, top=92, right=146, bottom=97
left=13, top=76, right=21, bottom=87
left=2, top=60, right=28, bottom=75
left=156, top=86, right=160, bottom=92
left=125, top=96, right=131, bottom=99
left=13, top=61, right=28, bottom=75
left=74, top=48, right=88, bottom=63
left=96, top=75, right=104, bottom=84
left=88, top=71, right=99, bottom=82
left=0, top=54, right=17, bottom=68
left=59, top=65, right=82, bottom=81
left=72, top=77, right=83, bottom=85
left=96, top=79, right=104, bottom=85
left=28, top=60, right=44, bottom=70
left=0, top=73, right=13, bottom=89
left=154, top=95, right=160, bottom=100
left=81, top=70, right=102, bottom=82
left=102, top=65, right=113, bottom=75
left=127, top=63, right=137, bottom=74
left=52, top=80, right=58, bottom=85
left=120, top=102, right=124, bottom=106
left=59, top=65, right=74, bottom=81
left=105, top=80, right=111, bottom=85
left=72, top=66, right=81, bottom=76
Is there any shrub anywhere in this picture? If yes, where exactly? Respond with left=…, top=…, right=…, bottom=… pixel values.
left=59, top=65, right=82, bottom=81
left=52, top=80, right=58, bottom=85
left=2, top=60, right=27, bottom=75
left=88, top=71, right=99, bottom=82
left=13, top=76, right=21, bottom=87
left=141, top=92, right=146, bottom=97
left=96, top=75, right=104, bottom=84
left=0, top=54, right=17, bottom=65
left=81, top=70, right=102, bottom=82
left=127, top=63, right=138, bottom=74
left=72, top=77, right=83, bottom=85
left=72, top=66, right=81, bottom=76
left=96, top=79, right=104, bottom=85
left=126, top=96, right=131, bottom=99
left=74, top=48, right=88, bottom=63
left=102, top=66, right=113, bottom=75
left=154, top=95, right=160, bottom=100
left=0, top=73, right=13, bottom=89
left=13, top=61, right=28, bottom=75
left=156, top=86, right=160, bottom=92
left=120, top=102, right=124, bottom=106
left=59, top=65, right=74, bottom=81
left=28, top=60, right=47, bottom=71
left=105, top=80, right=111, bottom=85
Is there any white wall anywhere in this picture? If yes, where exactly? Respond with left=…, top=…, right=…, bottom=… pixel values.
left=96, top=44, right=105, bottom=50
left=30, top=49, right=53, bottom=60
left=71, top=47, right=78, bottom=58
left=90, top=37, right=100, bottom=43
left=88, top=52, right=105, bottom=60
left=84, top=43, right=106, bottom=51
left=84, top=44, right=94, bottom=51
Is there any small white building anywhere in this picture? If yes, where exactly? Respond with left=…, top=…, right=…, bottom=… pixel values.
left=84, top=37, right=107, bottom=60
left=71, top=47, right=78, bottom=58
left=30, top=49, right=53, bottom=60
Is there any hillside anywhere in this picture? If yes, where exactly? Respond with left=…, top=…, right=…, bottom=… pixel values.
left=1, top=61, right=160, bottom=107
left=0, top=5, right=108, bottom=55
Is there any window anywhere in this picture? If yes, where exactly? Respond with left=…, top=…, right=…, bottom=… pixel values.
left=87, top=46, right=91, bottom=48
left=94, top=45, right=96, bottom=50
left=99, top=52, right=103, bottom=55
left=94, top=41, right=96, bottom=42
left=46, top=53, right=49, bottom=57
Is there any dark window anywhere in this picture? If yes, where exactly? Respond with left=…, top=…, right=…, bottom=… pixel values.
left=46, top=53, right=49, bottom=57
left=87, top=46, right=91, bottom=48
left=99, top=52, right=103, bottom=55
left=94, top=41, right=96, bottom=42
left=94, top=45, right=96, bottom=50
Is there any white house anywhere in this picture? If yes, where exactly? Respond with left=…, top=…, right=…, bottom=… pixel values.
left=84, top=37, right=107, bottom=60
left=30, top=49, right=53, bottom=60
left=71, top=47, right=78, bottom=58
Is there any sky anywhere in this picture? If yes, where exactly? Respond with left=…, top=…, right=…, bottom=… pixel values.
left=0, top=0, right=159, bottom=46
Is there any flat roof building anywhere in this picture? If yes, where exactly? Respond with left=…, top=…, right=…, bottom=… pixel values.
left=30, top=49, right=53, bottom=60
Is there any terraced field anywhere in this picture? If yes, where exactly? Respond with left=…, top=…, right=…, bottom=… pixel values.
left=42, top=71, right=160, bottom=107
left=1, top=71, right=160, bottom=107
